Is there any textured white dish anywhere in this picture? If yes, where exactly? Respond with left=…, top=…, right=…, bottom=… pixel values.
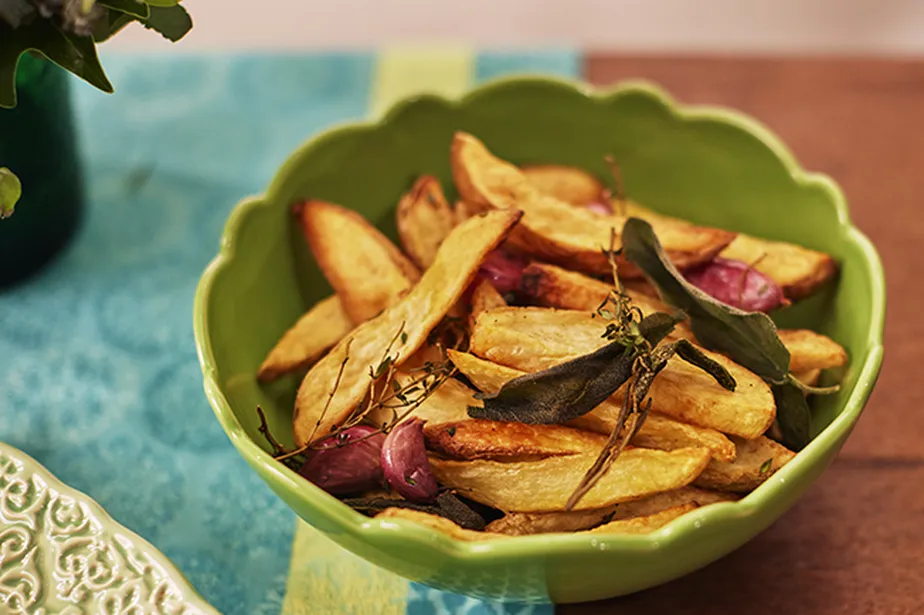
left=0, top=441, right=220, bottom=615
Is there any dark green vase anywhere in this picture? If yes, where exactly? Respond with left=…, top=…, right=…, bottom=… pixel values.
left=0, top=53, right=84, bottom=288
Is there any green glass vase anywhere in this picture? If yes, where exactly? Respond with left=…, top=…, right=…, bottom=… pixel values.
left=0, top=53, right=85, bottom=288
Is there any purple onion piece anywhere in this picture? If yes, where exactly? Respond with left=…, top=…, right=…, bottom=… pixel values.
left=477, top=249, right=528, bottom=295
left=299, top=426, right=385, bottom=496
left=684, top=257, right=784, bottom=312
left=381, top=418, right=439, bottom=502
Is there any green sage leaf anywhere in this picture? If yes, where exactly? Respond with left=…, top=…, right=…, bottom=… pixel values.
left=622, top=217, right=791, bottom=382
left=97, top=0, right=150, bottom=18
left=468, top=312, right=681, bottom=424
left=772, top=381, right=812, bottom=451
left=673, top=339, right=736, bottom=391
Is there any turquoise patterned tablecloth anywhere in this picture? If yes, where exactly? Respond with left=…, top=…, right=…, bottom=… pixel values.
left=0, top=50, right=578, bottom=614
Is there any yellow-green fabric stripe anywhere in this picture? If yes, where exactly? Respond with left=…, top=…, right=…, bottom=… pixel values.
left=280, top=46, right=475, bottom=615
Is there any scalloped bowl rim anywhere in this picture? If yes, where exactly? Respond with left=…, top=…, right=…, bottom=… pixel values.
left=193, top=76, right=886, bottom=562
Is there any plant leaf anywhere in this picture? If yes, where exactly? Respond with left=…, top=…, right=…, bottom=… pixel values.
left=143, top=0, right=181, bottom=6
left=97, top=0, right=150, bottom=19
left=139, top=4, right=192, bottom=42
left=341, top=492, right=486, bottom=530
left=0, top=167, right=23, bottom=219
left=673, top=339, right=737, bottom=391
left=621, top=218, right=791, bottom=382
left=0, top=17, right=113, bottom=108
left=0, top=0, right=36, bottom=28
left=772, top=381, right=811, bottom=450
left=468, top=312, right=681, bottom=424
left=92, top=10, right=137, bottom=42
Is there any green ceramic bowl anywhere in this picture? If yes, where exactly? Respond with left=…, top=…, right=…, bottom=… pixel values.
left=193, top=77, right=885, bottom=603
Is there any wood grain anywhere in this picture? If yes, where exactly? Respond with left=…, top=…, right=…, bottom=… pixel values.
left=567, top=54, right=924, bottom=614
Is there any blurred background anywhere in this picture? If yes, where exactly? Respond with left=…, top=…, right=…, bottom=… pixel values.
left=108, top=0, right=924, bottom=55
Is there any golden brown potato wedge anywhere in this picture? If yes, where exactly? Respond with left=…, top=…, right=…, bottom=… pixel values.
left=521, top=263, right=847, bottom=373
left=485, top=486, right=736, bottom=535
left=776, top=329, right=848, bottom=373
left=429, top=446, right=712, bottom=512
left=375, top=508, right=506, bottom=541
left=396, top=176, right=456, bottom=269
left=719, top=233, right=838, bottom=300
left=446, top=349, right=736, bottom=462
left=365, top=376, right=477, bottom=429
left=588, top=503, right=698, bottom=535
left=469, top=307, right=775, bottom=439
left=424, top=420, right=607, bottom=461
left=794, top=368, right=821, bottom=387
left=522, top=164, right=606, bottom=205
left=297, top=200, right=420, bottom=324
left=257, top=295, right=353, bottom=383
left=519, top=262, right=693, bottom=338
left=451, top=132, right=735, bottom=277
left=468, top=278, right=507, bottom=331
left=693, top=436, right=796, bottom=493
left=293, top=210, right=522, bottom=446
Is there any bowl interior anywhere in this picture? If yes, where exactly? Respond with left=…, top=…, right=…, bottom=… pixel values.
left=200, top=79, right=882, bottom=459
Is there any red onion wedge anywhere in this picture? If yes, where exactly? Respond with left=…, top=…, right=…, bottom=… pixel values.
left=381, top=418, right=439, bottom=502
left=684, top=257, right=784, bottom=312
left=585, top=200, right=613, bottom=216
left=299, top=426, right=385, bottom=495
left=477, top=249, right=528, bottom=295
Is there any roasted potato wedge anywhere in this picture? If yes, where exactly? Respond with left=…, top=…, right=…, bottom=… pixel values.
left=424, top=420, right=607, bottom=461
left=452, top=132, right=735, bottom=277
left=693, top=436, right=796, bottom=492
left=375, top=508, right=506, bottom=541
left=719, top=232, right=838, bottom=300
left=522, top=164, right=606, bottom=205
left=397, top=176, right=456, bottom=269
left=589, top=503, right=698, bottom=535
left=485, top=486, right=736, bottom=535
left=297, top=200, right=420, bottom=324
left=366, top=377, right=477, bottom=428
left=519, top=261, right=693, bottom=337
left=429, top=446, right=712, bottom=512
left=448, top=349, right=737, bottom=462
left=776, top=329, right=848, bottom=373
left=257, top=295, right=352, bottom=383
left=468, top=278, right=507, bottom=330
left=293, top=210, right=522, bottom=446
left=469, top=307, right=775, bottom=439
left=521, top=262, right=847, bottom=373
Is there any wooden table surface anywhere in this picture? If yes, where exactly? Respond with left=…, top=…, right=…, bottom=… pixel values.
left=562, top=55, right=924, bottom=615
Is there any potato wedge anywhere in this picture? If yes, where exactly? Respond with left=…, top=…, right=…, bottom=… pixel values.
left=446, top=349, right=736, bottom=462
left=469, top=308, right=775, bottom=439
left=424, top=420, right=607, bottom=461
left=776, top=329, right=848, bottom=373
left=452, top=132, right=735, bottom=277
left=297, top=200, right=420, bottom=324
left=521, top=263, right=847, bottom=373
left=588, top=503, right=698, bottom=535
left=522, top=164, right=606, bottom=205
left=469, top=278, right=507, bottom=330
left=293, top=210, right=522, bottom=446
left=719, top=232, right=838, bottom=300
left=375, top=508, right=505, bottom=541
left=693, top=436, right=796, bottom=492
left=397, top=176, right=456, bottom=269
left=519, top=262, right=693, bottom=338
left=366, top=376, right=477, bottom=429
left=429, top=446, right=712, bottom=512
left=794, top=368, right=821, bottom=387
left=257, top=295, right=352, bottom=383
left=485, top=486, right=736, bottom=535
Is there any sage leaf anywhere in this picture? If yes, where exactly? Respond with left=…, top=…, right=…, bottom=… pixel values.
left=622, top=217, right=790, bottom=382
left=140, top=4, right=192, bottom=42
left=342, top=492, right=486, bottom=530
left=469, top=312, right=681, bottom=424
left=97, top=0, right=150, bottom=19
left=772, top=381, right=812, bottom=451
left=673, top=339, right=736, bottom=391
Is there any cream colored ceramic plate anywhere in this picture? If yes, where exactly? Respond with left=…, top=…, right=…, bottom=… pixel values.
left=0, top=441, right=220, bottom=615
